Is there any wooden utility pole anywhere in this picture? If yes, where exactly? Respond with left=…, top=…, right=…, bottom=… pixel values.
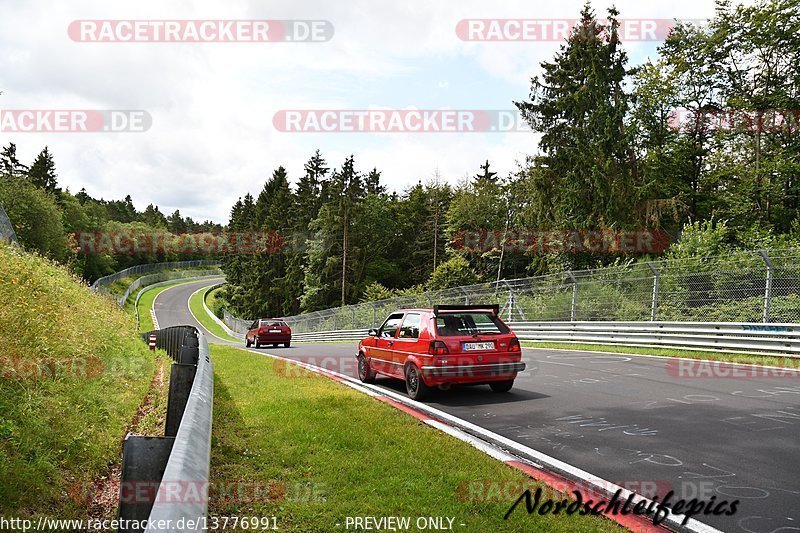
left=341, top=203, right=348, bottom=306
left=431, top=168, right=441, bottom=273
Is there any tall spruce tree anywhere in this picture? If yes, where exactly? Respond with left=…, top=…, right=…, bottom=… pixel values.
left=27, top=147, right=59, bottom=192
left=301, top=155, right=366, bottom=310
left=1, top=143, right=27, bottom=177
left=252, top=166, right=295, bottom=316
left=515, top=4, right=637, bottom=230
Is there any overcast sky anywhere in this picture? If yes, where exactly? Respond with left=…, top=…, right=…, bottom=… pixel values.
left=0, top=0, right=719, bottom=223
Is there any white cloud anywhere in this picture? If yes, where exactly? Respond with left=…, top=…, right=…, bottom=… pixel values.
left=0, top=0, right=719, bottom=222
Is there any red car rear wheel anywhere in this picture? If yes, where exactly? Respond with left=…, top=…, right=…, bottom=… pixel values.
left=490, top=380, right=514, bottom=393
left=405, top=363, right=430, bottom=401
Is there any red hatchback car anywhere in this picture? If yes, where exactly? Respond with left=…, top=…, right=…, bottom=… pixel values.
left=245, top=319, right=291, bottom=348
left=357, top=305, right=525, bottom=400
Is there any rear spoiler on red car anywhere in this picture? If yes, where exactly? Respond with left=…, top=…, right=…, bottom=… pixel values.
left=433, top=304, right=499, bottom=316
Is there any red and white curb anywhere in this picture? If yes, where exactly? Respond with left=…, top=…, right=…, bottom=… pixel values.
left=247, top=349, right=722, bottom=533
left=151, top=308, right=160, bottom=330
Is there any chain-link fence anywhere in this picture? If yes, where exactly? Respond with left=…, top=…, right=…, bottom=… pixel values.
left=223, top=309, right=253, bottom=334
left=0, top=202, right=17, bottom=244
left=231, top=248, right=800, bottom=334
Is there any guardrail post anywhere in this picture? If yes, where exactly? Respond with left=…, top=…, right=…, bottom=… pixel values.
left=118, top=435, right=175, bottom=533
left=566, top=271, right=578, bottom=321
left=647, top=262, right=660, bottom=321
left=760, top=249, right=773, bottom=323
left=165, top=363, right=197, bottom=437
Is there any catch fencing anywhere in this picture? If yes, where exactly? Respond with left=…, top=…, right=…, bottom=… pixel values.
left=0, top=202, right=17, bottom=244
left=267, top=248, right=800, bottom=334
left=223, top=308, right=254, bottom=334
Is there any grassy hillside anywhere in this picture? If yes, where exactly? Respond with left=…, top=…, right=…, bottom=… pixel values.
left=0, top=243, right=155, bottom=517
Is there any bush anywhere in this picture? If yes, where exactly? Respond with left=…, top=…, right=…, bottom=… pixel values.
left=427, top=256, right=479, bottom=291
left=0, top=175, right=67, bottom=260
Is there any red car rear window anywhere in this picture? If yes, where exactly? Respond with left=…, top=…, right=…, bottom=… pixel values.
left=435, top=313, right=509, bottom=336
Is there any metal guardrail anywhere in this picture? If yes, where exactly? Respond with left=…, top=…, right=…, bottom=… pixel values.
left=117, top=268, right=223, bottom=307
left=202, top=284, right=244, bottom=340
left=120, top=326, right=213, bottom=533
left=511, top=321, right=800, bottom=356
left=291, top=329, right=367, bottom=343
left=91, top=260, right=219, bottom=290
left=286, top=321, right=800, bottom=357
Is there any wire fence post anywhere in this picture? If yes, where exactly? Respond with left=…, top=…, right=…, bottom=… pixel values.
left=502, top=280, right=513, bottom=322
left=647, top=262, right=660, bottom=321
left=370, top=303, right=377, bottom=328
left=460, top=287, right=470, bottom=305
left=760, top=250, right=773, bottom=323
left=351, top=306, right=356, bottom=329
left=567, top=271, right=578, bottom=322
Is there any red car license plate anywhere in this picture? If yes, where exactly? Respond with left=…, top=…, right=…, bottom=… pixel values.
left=463, top=342, right=494, bottom=351
left=269, top=329, right=281, bottom=333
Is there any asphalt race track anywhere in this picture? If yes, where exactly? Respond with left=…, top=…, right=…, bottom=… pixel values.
left=155, top=278, right=800, bottom=532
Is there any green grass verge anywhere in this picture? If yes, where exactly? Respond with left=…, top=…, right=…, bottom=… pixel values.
left=524, top=341, right=799, bottom=367
left=209, top=344, right=621, bottom=532
left=0, top=244, right=155, bottom=517
left=206, top=285, right=224, bottom=317
left=189, top=286, right=239, bottom=342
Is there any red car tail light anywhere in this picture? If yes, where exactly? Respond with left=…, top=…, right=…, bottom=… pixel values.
left=429, top=340, right=449, bottom=355
left=508, top=338, right=521, bottom=352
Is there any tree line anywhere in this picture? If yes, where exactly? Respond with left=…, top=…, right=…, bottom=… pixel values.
left=0, top=142, right=221, bottom=281
left=221, top=0, right=800, bottom=319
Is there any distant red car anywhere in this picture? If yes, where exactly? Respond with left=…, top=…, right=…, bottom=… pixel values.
left=245, top=319, right=291, bottom=348
left=357, top=305, right=525, bottom=400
